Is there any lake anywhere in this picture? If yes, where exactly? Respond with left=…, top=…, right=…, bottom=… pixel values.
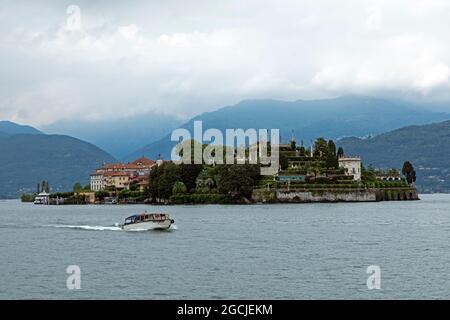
left=1, top=194, right=449, bottom=299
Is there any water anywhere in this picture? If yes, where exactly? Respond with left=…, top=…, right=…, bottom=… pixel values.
left=1, top=194, right=450, bottom=299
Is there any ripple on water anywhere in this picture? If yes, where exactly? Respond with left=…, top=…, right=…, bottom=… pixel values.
left=0, top=195, right=449, bottom=299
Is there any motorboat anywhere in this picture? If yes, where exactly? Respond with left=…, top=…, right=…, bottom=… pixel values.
left=34, top=192, right=50, bottom=205
left=121, top=212, right=174, bottom=231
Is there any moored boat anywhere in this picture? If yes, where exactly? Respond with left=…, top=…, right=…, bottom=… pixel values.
left=120, top=212, right=174, bottom=231
left=34, top=192, right=50, bottom=205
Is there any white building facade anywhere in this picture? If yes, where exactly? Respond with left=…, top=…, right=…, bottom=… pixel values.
left=338, top=156, right=362, bottom=181
left=90, top=173, right=105, bottom=191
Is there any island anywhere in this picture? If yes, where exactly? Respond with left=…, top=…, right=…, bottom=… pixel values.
left=22, top=135, right=419, bottom=205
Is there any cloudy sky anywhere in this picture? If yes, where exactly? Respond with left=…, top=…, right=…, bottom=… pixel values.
left=1, top=0, right=450, bottom=126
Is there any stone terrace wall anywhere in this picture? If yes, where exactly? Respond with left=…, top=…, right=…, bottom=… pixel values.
left=252, top=187, right=419, bottom=203
left=276, top=190, right=376, bottom=202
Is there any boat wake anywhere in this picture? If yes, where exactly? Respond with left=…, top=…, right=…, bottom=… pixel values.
left=45, top=224, right=122, bottom=231
left=45, top=224, right=178, bottom=232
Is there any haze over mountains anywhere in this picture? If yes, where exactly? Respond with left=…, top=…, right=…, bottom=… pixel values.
left=127, top=96, right=450, bottom=160
left=42, top=113, right=182, bottom=159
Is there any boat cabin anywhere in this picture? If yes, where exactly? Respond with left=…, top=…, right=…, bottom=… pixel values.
left=124, top=213, right=168, bottom=225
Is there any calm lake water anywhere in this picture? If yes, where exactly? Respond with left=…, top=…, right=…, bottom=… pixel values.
left=1, top=194, right=450, bottom=299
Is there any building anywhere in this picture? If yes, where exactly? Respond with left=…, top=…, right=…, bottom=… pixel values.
left=125, top=175, right=150, bottom=192
left=90, top=172, right=104, bottom=191
left=375, top=169, right=402, bottom=181
left=103, top=171, right=131, bottom=189
left=78, top=191, right=96, bottom=204
left=376, top=175, right=402, bottom=181
left=338, top=156, right=362, bottom=181
left=90, top=156, right=157, bottom=191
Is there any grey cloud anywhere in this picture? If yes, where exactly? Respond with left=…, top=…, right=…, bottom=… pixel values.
left=0, top=0, right=450, bottom=126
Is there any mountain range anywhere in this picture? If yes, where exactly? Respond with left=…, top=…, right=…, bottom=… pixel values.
left=338, top=120, right=450, bottom=193
left=127, top=96, right=450, bottom=160
left=0, top=122, right=115, bottom=198
left=2, top=96, right=450, bottom=197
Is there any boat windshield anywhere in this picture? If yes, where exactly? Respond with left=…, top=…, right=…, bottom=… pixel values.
left=124, top=215, right=138, bottom=224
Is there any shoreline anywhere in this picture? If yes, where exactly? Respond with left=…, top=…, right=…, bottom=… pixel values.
left=19, top=186, right=420, bottom=205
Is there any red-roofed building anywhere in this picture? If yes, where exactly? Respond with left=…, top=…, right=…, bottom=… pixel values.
left=90, top=156, right=156, bottom=191
left=131, top=157, right=156, bottom=167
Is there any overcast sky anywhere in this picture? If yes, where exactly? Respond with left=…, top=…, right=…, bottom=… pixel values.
left=1, top=0, right=450, bottom=126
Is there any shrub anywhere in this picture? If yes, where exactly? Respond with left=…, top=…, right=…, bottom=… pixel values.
left=63, top=195, right=86, bottom=205
left=170, top=194, right=233, bottom=204
left=50, top=192, right=74, bottom=199
left=172, top=181, right=188, bottom=195
left=95, top=191, right=110, bottom=201
left=21, top=193, right=36, bottom=202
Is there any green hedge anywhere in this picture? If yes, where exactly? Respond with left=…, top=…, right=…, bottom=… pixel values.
left=21, top=193, right=36, bottom=202
left=118, top=190, right=145, bottom=199
left=62, top=196, right=86, bottom=205
left=49, top=192, right=74, bottom=199
left=170, top=194, right=233, bottom=204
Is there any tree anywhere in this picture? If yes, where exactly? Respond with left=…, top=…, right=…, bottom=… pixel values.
left=148, top=162, right=182, bottom=200
left=147, top=168, right=160, bottom=201
left=361, top=165, right=376, bottom=182
left=298, top=145, right=306, bottom=157
left=216, top=164, right=260, bottom=198
left=387, top=168, right=399, bottom=176
left=195, top=166, right=219, bottom=192
left=129, top=181, right=139, bottom=191
left=95, top=190, right=109, bottom=201
left=279, top=153, right=289, bottom=170
left=325, top=140, right=339, bottom=168
left=172, top=181, right=187, bottom=195
left=337, top=147, right=344, bottom=158
left=402, top=161, right=416, bottom=184
left=118, top=189, right=131, bottom=200
left=180, top=163, right=203, bottom=192
left=327, top=140, right=337, bottom=156
left=73, top=182, right=82, bottom=193
left=290, top=140, right=296, bottom=151
left=313, top=137, right=328, bottom=158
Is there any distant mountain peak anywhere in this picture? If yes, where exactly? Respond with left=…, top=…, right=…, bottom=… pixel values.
left=0, top=120, right=43, bottom=135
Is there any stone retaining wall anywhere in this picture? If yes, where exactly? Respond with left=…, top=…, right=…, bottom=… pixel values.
left=252, top=187, right=419, bottom=203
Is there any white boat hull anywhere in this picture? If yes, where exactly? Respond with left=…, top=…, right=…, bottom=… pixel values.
left=121, top=219, right=173, bottom=231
